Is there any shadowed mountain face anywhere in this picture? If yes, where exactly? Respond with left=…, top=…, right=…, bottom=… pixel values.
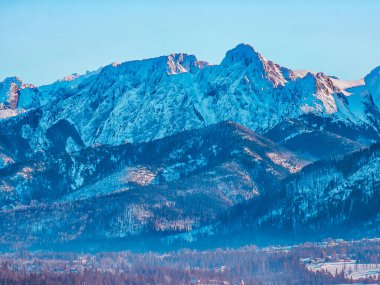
left=214, top=143, right=380, bottom=247
left=0, top=121, right=307, bottom=249
left=0, top=121, right=305, bottom=207
left=0, top=44, right=380, bottom=250
left=264, top=115, right=366, bottom=161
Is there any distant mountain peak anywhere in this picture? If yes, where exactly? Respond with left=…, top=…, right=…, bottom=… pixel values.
left=59, top=73, right=81, bottom=82
left=221, top=43, right=263, bottom=66
left=98, top=52, right=209, bottom=81
left=2, top=76, right=22, bottom=83
left=0, top=43, right=379, bottom=146
left=365, top=66, right=380, bottom=108
left=0, top=76, right=39, bottom=118
left=220, top=43, right=289, bottom=87
left=166, top=53, right=208, bottom=75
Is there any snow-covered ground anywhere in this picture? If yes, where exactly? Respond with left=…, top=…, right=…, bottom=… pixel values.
left=305, top=260, right=380, bottom=280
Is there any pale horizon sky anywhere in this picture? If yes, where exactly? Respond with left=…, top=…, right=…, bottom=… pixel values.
left=1, top=0, right=380, bottom=86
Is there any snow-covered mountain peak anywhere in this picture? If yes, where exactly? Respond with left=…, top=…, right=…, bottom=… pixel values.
left=292, top=70, right=314, bottom=79
left=364, top=66, right=380, bottom=108
left=0, top=44, right=379, bottom=151
left=59, top=73, right=81, bottom=82
left=299, top=71, right=341, bottom=94
left=0, top=76, right=36, bottom=91
left=287, top=72, right=353, bottom=115
left=98, top=53, right=208, bottom=81
left=166, top=53, right=208, bottom=75
left=0, top=76, right=39, bottom=118
left=0, top=77, right=22, bottom=109
left=220, top=43, right=287, bottom=87
left=221, top=43, right=263, bottom=66
left=314, top=72, right=340, bottom=93
left=0, top=76, right=22, bottom=85
left=0, top=76, right=28, bottom=104
left=366, top=66, right=380, bottom=78
left=20, top=82, right=37, bottom=90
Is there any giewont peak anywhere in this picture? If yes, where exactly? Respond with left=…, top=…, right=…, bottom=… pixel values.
left=221, top=43, right=288, bottom=87
left=221, top=43, right=264, bottom=66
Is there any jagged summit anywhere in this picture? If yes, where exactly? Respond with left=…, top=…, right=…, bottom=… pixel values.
left=0, top=44, right=380, bottom=250
left=0, top=76, right=22, bottom=84
left=221, top=43, right=263, bottom=66
left=365, top=66, right=380, bottom=108
left=0, top=76, right=38, bottom=118
left=59, top=73, right=81, bottom=82
left=0, top=43, right=379, bottom=149
left=0, top=77, right=23, bottom=110
left=167, top=53, right=209, bottom=74
left=220, top=43, right=289, bottom=87
left=100, top=52, right=209, bottom=78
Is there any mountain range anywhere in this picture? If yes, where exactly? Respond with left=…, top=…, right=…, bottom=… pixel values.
left=0, top=43, right=380, bottom=251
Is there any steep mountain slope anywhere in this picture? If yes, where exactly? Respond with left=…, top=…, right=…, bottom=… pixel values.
left=2, top=125, right=379, bottom=250
left=0, top=122, right=306, bottom=249
left=365, top=66, right=380, bottom=110
left=212, top=143, right=380, bottom=247
left=0, top=44, right=379, bottom=162
left=282, top=144, right=380, bottom=234
left=264, top=116, right=366, bottom=161
left=0, top=43, right=380, bottom=250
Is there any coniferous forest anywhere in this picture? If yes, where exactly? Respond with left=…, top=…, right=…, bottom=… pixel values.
left=0, top=239, right=380, bottom=285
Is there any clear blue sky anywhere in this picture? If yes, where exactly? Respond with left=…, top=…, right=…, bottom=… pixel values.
left=1, top=0, right=379, bottom=86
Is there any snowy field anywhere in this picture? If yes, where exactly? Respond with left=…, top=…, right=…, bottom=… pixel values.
left=305, top=260, right=380, bottom=280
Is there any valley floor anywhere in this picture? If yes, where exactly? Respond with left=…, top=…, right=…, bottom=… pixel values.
left=0, top=238, right=380, bottom=285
